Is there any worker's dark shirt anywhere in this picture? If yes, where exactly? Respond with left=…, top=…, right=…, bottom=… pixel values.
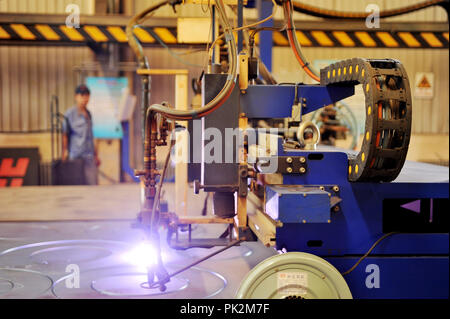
left=62, top=106, right=95, bottom=160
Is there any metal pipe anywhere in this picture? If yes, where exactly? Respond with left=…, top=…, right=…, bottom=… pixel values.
left=212, top=5, right=216, bottom=63
left=283, top=0, right=320, bottom=82
left=238, top=0, right=243, bottom=53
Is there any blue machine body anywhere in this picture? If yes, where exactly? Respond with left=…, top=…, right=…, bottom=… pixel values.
left=326, top=256, right=449, bottom=298
left=266, top=138, right=449, bottom=298
left=260, top=137, right=449, bottom=299
left=265, top=185, right=331, bottom=223
left=241, top=84, right=449, bottom=299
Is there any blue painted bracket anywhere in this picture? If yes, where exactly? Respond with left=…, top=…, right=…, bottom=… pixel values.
left=266, top=185, right=331, bottom=223
left=121, top=121, right=139, bottom=183
left=257, top=0, right=273, bottom=72
left=241, top=84, right=355, bottom=118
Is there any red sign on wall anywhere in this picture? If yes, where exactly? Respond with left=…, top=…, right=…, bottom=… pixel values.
left=0, top=148, right=39, bottom=187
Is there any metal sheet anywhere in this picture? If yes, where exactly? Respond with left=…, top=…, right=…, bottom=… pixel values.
left=52, top=265, right=226, bottom=298
left=91, top=272, right=189, bottom=297
left=201, top=73, right=240, bottom=189
left=0, top=268, right=54, bottom=298
left=0, top=218, right=277, bottom=298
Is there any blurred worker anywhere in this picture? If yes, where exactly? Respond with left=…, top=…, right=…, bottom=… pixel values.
left=62, top=84, right=100, bottom=185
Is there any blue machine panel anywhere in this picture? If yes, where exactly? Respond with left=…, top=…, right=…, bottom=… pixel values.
left=263, top=137, right=449, bottom=257
left=326, top=256, right=449, bottom=299
left=266, top=185, right=331, bottom=223
left=267, top=139, right=449, bottom=298
left=240, top=84, right=355, bottom=118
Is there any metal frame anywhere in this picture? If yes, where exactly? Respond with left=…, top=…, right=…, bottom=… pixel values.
left=1, top=13, right=446, bottom=32
left=1, top=13, right=447, bottom=49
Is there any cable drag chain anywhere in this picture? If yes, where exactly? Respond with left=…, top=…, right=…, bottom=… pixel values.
left=320, top=58, right=412, bottom=182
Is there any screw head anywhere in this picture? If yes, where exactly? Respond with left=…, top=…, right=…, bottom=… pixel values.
left=299, top=167, right=306, bottom=174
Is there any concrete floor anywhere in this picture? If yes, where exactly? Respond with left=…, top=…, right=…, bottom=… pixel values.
left=0, top=179, right=278, bottom=299
left=0, top=220, right=278, bottom=299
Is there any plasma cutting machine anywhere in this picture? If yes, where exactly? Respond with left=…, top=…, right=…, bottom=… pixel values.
left=127, top=0, right=449, bottom=299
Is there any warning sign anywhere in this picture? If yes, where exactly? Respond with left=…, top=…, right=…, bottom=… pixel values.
left=414, top=72, right=434, bottom=99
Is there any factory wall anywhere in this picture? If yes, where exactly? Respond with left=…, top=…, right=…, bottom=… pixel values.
left=1, top=0, right=448, bottom=135
left=0, top=0, right=94, bottom=14
left=0, top=0, right=96, bottom=132
left=0, top=46, right=95, bottom=132
left=272, top=47, right=449, bottom=134
left=1, top=45, right=447, bottom=135
left=141, top=48, right=206, bottom=107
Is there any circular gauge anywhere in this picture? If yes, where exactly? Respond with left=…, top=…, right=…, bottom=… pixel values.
left=236, top=252, right=352, bottom=299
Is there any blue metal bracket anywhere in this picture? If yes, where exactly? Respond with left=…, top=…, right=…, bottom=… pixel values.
left=266, top=185, right=331, bottom=223
left=121, top=121, right=139, bottom=183
left=257, top=0, right=273, bottom=72
left=241, top=84, right=355, bottom=118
